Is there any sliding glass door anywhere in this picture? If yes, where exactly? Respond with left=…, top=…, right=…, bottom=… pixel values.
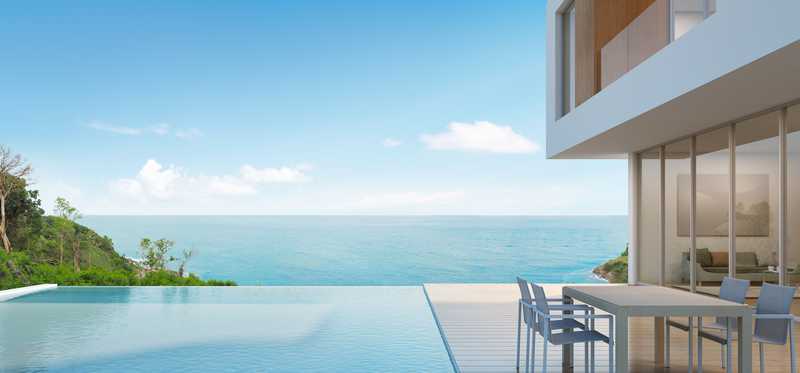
left=735, top=111, right=779, bottom=286
left=665, top=139, right=692, bottom=286
left=694, top=127, right=731, bottom=287
left=639, top=102, right=800, bottom=289
left=787, top=105, right=800, bottom=286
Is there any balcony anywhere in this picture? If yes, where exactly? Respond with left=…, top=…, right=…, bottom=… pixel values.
left=601, top=0, right=715, bottom=89
left=560, top=0, right=716, bottom=116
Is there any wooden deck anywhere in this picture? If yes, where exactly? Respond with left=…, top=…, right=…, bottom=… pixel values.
left=424, top=283, right=799, bottom=373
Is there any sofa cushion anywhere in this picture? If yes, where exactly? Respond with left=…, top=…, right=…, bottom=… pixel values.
left=696, top=248, right=712, bottom=267
left=735, top=266, right=769, bottom=273
left=710, top=252, right=728, bottom=267
left=736, top=252, right=759, bottom=266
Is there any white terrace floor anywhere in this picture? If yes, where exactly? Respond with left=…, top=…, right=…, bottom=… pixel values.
left=424, top=283, right=800, bottom=373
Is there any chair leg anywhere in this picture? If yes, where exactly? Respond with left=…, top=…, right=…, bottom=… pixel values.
left=531, top=326, right=536, bottom=373
left=609, top=339, right=614, bottom=373
left=609, top=317, right=614, bottom=373
left=759, top=342, right=765, bottom=373
left=542, top=339, right=548, bottom=373
left=698, top=317, right=703, bottom=373
left=688, top=317, right=694, bottom=373
left=590, top=312, right=595, bottom=373
left=525, top=326, right=531, bottom=373
left=790, top=322, right=796, bottom=373
left=665, top=317, right=671, bottom=367
left=726, top=318, right=732, bottom=373
left=517, top=302, right=521, bottom=372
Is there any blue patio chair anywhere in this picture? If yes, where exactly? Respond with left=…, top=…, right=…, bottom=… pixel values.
left=525, top=282, right=614, bottom=373
left=698, top=282, right=796, bottom=373
left=665, top=277, right=749, bottom=371
left=515, top=277, right=592, bottom=372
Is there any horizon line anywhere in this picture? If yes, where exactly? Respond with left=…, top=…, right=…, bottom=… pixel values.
left=77, top=213, right=629, bottom=217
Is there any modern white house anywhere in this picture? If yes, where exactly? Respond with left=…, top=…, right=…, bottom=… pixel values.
left=545, top=0, right=800, bottom=291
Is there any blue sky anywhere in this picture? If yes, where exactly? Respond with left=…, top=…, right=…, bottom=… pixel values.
left=1, top=0, right=627, bottom=215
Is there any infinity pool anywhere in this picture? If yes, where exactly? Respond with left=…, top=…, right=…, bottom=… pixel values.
left=0, top=286, right=453, bottom=372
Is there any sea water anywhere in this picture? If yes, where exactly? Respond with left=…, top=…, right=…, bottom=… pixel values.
left=81, top=215, right=628, bottom=285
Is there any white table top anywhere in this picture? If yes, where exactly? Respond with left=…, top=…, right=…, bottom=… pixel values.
left=563, top=285, right=752, bottom=317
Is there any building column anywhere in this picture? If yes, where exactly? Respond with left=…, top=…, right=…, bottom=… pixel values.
left=628, top=152, right=640, bottom=285
left=779, top=107, right=788, bottom=285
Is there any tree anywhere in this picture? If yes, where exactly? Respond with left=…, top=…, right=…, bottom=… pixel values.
left=53, top=197, right=82, bottom=270
left=139, top=238, right=175, bottom=271
left=177, top=248, right=194, bottom=278
left=0, top=145, right=33, bottom=253
left=4, top=179, right=44, bottom=251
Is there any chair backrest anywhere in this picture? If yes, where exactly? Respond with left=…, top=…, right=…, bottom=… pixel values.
left=716, top=276, right=750, bottom=326
left=516, top=277, right=534, bottom=325
left=530, top=283, right=551, bottom=335
left=754, top=283, right=796, bottom=344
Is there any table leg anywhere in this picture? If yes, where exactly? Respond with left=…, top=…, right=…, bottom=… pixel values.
left=615, top=313, right=628, bottom=373
left=562, top=295, right=574, bottom=372
left=654, top=317, right=665, bottom=367
left=738, top=314, right=753, bottom=373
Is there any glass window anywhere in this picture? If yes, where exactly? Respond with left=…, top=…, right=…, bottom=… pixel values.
left=665, top=138, right=692, bottom=286
left=694, top=127, right=730, bottom=287
left=672, top=0, right=710, bottom=40
left=787, top=104, right=800, bottom=287
left=735, top=111, right=780, bottom=286
left=639, top=148, right=662, bottom=285
left=562, top=3, right=576, bottom=116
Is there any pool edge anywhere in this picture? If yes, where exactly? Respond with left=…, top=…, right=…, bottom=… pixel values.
left=0, top=284, right=58, bottom=302
left=422, top=284, right=461, bottom=373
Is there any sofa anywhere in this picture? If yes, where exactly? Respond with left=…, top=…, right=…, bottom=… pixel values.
left=680, top=248, right=777, bottom=284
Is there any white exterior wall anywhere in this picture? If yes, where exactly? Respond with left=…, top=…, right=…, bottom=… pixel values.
left=545, top=0, right=800, bottom=158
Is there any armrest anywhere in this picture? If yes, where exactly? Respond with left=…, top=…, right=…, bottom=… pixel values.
left=546, top=313, right=613, bottom=320
left=519, top=300, right=593, bottom=313
left=550, top=304, right=593, bottom=312
left=753, top=313, right=796, bottom=320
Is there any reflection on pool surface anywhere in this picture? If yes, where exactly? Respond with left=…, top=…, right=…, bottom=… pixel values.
left=1, top=286, right=453, bottom=372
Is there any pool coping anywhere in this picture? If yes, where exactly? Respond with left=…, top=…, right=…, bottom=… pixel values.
left=422, top=284, right=461, bottom=373
left=0, top=284, right=58, bottom=302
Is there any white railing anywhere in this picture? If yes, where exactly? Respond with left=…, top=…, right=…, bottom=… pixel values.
left=0, top=283, right=57, bottom=302
left=601, top=0, right=715, bottom=89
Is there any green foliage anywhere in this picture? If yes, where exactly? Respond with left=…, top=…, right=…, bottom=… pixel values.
left=0, top=250, right=236, bottom=289
left=0, top=186, right=236, bottom=289
left=593, top=244, right=629, bottom=284
left=139, top=238, right=175, bottom=271
left=5, top=177, right=44, bottom=251
left=53, top=197, right=82, bottom=221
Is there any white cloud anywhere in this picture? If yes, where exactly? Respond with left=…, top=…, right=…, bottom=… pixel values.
left=113, top=159, right=182, bottom=200
left=110, top=160, right=311, bottom=202
left=241, top=165, right=311, bottom=184
left=420, top=121, right=539, bottom=154
left=87, top=121, right=143, bottom=136
left=175, top=128, right=204, bottom=139
left=208, top=176, right=257, bottom=196
left=382, top=138, right=402, bottom=148
left=356, top=190, right=466, bottom=209
left=87, top=121, right=203, bottom=140
left=151, top=123, right=171, bottom=136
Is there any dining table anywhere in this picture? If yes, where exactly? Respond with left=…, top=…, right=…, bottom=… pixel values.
left=561, top=284, right=753, bottom=373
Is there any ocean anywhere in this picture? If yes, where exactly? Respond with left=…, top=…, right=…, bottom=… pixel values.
left=80, top=215, right=628, bottom=285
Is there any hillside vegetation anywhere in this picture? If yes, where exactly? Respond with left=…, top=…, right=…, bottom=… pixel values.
left=592, top=245, right=628, bottom=283
left=0, top=165, right=235, bottom=289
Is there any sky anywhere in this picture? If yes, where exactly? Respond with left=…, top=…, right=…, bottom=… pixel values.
left=0, top=0, right=627, bottom=215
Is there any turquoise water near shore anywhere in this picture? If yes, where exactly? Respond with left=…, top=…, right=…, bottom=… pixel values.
left=81, top=216, right=628, bottom=285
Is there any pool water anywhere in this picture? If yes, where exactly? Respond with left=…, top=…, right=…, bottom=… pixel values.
left=0, top=287, right=453, bottom=372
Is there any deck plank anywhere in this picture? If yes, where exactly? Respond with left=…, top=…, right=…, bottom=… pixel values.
left=424, top=283, right=799, bottom=373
